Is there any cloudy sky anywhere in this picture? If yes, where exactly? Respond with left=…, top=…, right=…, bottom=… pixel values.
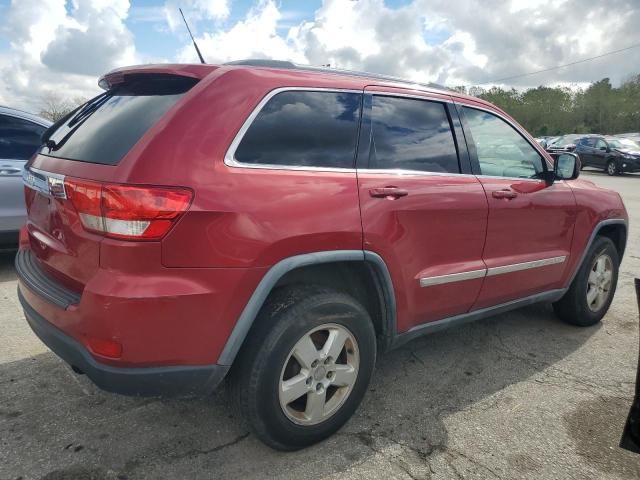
left=1, top=0, right=639, bottom=113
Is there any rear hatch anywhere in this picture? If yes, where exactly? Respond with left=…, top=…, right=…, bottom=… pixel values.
left=23, top=72, right=201, bottom=292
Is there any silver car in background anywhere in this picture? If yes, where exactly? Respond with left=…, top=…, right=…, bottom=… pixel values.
left=0, top=106, right=51, bottom=250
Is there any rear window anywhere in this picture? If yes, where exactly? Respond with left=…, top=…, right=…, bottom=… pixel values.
left=234, top=90, right=361, bottom=168
left=41, top=75, right=197, bottom=165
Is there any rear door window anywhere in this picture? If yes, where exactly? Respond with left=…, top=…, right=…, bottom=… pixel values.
left=42, top=76, right=197, bottom=165
left=233, top=90, right=361, bottom=168
left=366, top=96, right=459, bottom=173
left=0, top=115, right=46, bottom=160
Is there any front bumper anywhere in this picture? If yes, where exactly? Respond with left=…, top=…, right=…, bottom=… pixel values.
left=620, top=160, right=640, bottom=173
left=18, top=288, right=228, bottom=397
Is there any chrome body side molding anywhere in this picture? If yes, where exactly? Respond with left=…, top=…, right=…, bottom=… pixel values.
left=486, top=256, right=566, bottom=277
left=419, top=269, right=486, bottom=287
left=419, top=256, right=567, bottom=287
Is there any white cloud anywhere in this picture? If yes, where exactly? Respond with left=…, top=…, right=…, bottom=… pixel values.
left=0, top=0, right=136, bottom=112
left=164, top=0, right=230, bottom=32
left=182, top=0, right=640, bottom=89
left=42, top=0, right=136, bottom=76
left=1, top=0, right=639, bottom=114
left=177, top=0, right=303, bottom=64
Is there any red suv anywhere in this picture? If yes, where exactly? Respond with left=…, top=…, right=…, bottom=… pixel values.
left=16, top=61, right=628, bottom=450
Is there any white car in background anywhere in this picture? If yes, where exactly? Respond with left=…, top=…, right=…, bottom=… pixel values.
left=0, top=106, right=51, bottom=250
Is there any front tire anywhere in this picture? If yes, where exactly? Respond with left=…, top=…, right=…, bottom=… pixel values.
left=606, top=160, right=618, bottom=176
left=229, top=286, right=376, bottom=450
left=553, top=236, right=619, bottom=326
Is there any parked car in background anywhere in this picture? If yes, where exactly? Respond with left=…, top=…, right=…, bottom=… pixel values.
left=16, top=61, right=628, bottom=450
left=546, top=134, right=585, bottom=153
left=534, top=137, right=547, bottom=147
left=617, top=132, right=640, bottom=144
left=534, top=136, right=557, bottom=149
left=0, top=106, right=51, bottom=249
left=575, top=135, right=640, bottom=175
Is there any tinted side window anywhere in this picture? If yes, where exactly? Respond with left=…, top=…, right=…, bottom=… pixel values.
left=368, top=96, right=459, bottom=173
left=595, top=138, right=607, bottom=149
left=462, top=107, right=544, bottom=179
left=234, top=91, right=361, bottom=168
left=0, top=115, right=46, bottom=160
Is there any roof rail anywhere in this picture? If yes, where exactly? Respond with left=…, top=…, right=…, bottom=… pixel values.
left=223, top=59, right=451, bottom=92
left=224, top=59, right=298, bottom=69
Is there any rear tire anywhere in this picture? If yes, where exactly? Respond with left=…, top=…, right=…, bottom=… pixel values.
left=553, top=236, right=619, bottom=326
left=228, top=285, right=376, bottom=450
left=606, top=160, right=618, bottom=176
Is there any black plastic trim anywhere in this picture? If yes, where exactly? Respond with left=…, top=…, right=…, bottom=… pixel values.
left=18, top=288, right=228, bottom=397
left=391, top=289, right=566, bottom=350
left=15, top=249, right=80, bottom=309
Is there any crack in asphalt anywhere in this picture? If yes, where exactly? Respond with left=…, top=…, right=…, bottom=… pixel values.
left=490, top=327, right=629, bottom=398
left=340, top=428, right=507, bottom=480
left=168, top=431, right=251, bottom=461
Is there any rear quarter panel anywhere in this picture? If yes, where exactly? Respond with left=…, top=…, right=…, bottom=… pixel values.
left=122, top=67, right=368, bottom=268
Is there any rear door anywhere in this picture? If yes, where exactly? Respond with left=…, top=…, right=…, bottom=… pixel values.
left=0, top=114, right=47, bottom=236
left=23, top=75, right=198, bottom=290
left=459, top=104, right=576, bottom=309
left=357, top=88, right=488, bottom=332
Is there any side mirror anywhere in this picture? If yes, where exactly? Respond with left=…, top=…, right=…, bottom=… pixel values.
left=552, top=152, right=580, bottom=180
left=600, top=146, right=608, bottom=151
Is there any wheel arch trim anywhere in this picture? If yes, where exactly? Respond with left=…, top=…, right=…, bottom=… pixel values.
left=217, top=250, right=396, bottom=366
left=565, top=218, right=627, bottom=289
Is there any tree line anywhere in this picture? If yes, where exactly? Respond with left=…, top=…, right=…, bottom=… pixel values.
left=454, top=74, right=640, bottom=137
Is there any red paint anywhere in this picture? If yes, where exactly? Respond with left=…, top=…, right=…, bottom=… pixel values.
left=473, top=177, right=576, bottom=309
left=18, top=63, right=628, bottom=373
left=358, top=172, right=488, bottom=329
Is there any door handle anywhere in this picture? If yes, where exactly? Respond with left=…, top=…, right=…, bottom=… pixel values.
left=0, top=168, right=21, bottom=176
left=492, top=189, right=518, bottom=200
left=369, top=187, right=409, bottom=199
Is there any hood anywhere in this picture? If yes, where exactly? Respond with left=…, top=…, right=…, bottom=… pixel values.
left=614, top=148, right=640, bottom=156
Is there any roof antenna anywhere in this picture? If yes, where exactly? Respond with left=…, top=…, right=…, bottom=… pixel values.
left=179, top=8, right=205, bottom=64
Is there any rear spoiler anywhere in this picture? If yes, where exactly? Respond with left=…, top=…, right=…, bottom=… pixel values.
left=98, top=64, right=217, bottom=90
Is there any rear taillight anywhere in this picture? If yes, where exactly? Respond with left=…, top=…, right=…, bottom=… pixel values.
left=64, top=178, right=192, bottom=241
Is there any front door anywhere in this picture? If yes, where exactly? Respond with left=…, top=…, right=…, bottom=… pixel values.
left=459, top=105, right=576, bottom=309
left=357, top=89, right=489, bottom=332
left=593, top=138, right=609, bottom=168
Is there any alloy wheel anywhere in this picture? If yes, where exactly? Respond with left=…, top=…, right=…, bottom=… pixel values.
left=278, top=323, right=359, bottom=426
left=586, top=252, right=614, bottom=312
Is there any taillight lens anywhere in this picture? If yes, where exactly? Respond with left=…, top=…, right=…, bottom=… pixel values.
left=65, top=179, right=192, bottom=241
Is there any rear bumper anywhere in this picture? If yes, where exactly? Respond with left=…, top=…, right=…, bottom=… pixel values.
left=18, top=288, right=228, bottom=397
